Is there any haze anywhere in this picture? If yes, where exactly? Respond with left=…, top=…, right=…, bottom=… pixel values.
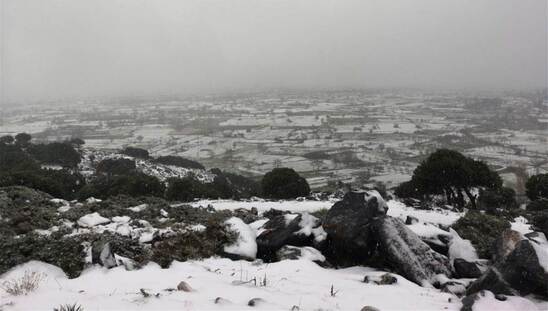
left=1, top=0, right=547, bottom=102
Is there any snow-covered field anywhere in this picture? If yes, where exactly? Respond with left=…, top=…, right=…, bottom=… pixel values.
left=1, top=259, right=462, bottom=311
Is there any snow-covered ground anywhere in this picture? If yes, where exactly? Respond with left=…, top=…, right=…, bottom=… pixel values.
left=1, top=259, right=461, bottom=311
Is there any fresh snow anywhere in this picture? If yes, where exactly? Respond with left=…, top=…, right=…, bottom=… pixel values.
left=223, top=217, right=257, bottom=259
left=448, top=229, right=478, bottom=264
left=0, top=258, right=462, bottom=311
left=77, top=212, right=111, bottom=227
left=471, top=290, right=542, bottom=311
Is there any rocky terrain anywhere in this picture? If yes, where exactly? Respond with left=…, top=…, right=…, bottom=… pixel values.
left=1, top=186, right=547, bottom=310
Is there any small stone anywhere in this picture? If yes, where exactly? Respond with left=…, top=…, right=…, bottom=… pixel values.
left=214, top=297, right=231, bottom=305
left=363, top=276, right=370, bottom=283
left=248, top=298, right=265, bottom=307
left=376, top=273, right=397, bottom=285
left=360, top=306, right=380, bottom=311
left=494, top=294, right=507, bottom=301
left=177, top=281, right=193, bottom=292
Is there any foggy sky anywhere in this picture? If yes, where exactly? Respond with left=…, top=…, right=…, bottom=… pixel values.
left=1, top=0, right=547, bottom=101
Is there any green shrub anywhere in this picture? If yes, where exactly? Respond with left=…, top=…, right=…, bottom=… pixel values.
left=96, top=158, right=136, bottom=176
left=262, top=168, right=310, bottom=199
left=121, top=147, right=149, bottom=159
left=0, top=234, right=85, bottom=278
left=477, top=187, right=518, bottom=211
left=531, top=210, right=548, bottom=237
left=27, top=142, right=81, bottom=168
left=78, top=172, right=164, bottom=200
left=151, top=217, right=236, bottom=268
left=525, top=174, right=548, bottom=201
left=452, top=211, right=511, bottom=259
left=527, top=198, right=548, bottom=211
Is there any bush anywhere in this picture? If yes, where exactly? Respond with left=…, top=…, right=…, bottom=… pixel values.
left=525, top=174, right=548, bottom=201
left=0, top=169, right=85, bottom=200
left=96, top=158, right=136, bottom=176
left=165, top=177, right=205, bottom=202
left=78, top=172, right=164, bottom=200
left=477, top=187, right=518, bottom=211
left=121, top=147, right=150, bottom=159
left=527, top=198, right=548, bottom=211
left=531, top=210, right=548, bottom=237
left=153, top=155, right=205, bottom=170
left=0, top=144, right=39, bottom=172
left=14, top=133, right=32, bottom=145
left=27, top=142, right=81, bottom=167
left=452, top=211, right=511, bottom=259
left=151, top=217, right=236, bottom=268
left=0, top=234, right=86, bottom=278
left=262, top=168, right=310, bottom=199
left=0, top=270, right=45, bottom=296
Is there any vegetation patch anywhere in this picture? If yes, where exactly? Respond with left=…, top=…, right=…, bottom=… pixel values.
left=452, top=211, right=511, bottom=259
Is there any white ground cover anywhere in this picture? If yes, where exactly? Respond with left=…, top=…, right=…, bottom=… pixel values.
left=0, top=259, right=461, bottom=311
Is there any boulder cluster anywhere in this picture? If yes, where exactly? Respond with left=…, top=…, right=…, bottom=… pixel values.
left=254, top=190, right=548, bottom=305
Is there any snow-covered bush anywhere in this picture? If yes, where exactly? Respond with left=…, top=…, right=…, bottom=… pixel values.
left=452, top=211, right=511, bottom=259
left=0, top=270, right=45, bottom=296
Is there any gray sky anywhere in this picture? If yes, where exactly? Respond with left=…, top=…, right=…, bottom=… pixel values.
left=1, top=0, right=547, bottom=101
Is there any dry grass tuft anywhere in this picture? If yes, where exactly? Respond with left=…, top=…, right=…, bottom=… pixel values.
left=0, top=270, right=46, bottom=296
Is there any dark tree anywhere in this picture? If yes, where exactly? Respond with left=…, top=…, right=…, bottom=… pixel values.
left=96, top=158, right=136, bottom=176
left=261, top=167, right=310, bottom=199
left=0, top=135, right=14, bottom=145
left=477, top=187, right=518, bottom=211
left=396, top=149, right=501, bottom=208
left=14, top=133, right=32, bottom=145
left=27, top=142, right=82, bottom=167
left=153, top=155, right=205, bottom=170
left=121, top=147, right=150, bottom=159
left=525, top=173, right=548, bottom=201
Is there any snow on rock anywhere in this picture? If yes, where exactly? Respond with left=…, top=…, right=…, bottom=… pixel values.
left=276, top=245, right=326, bottom=262
left=448, top=229, right=478, bottom=264
left=470, top=290, right=541, bottom=311
left=373, top=216, right=452, bottom=287
left=511, top=216, right=533, bottom=235
left=77, top=212, right=110, bottom=227
left=223, top=217, right=257, bottom=259
left=85, top=197, right=102, bottom=204
left=111, top=216, right=131, bottom=223
left=387, top=200, right=463, bottom=226
left=127, top=204, right=148, bottom=212
left=528, top=232, right=548, bottom=273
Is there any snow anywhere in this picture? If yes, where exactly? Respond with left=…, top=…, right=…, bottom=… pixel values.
left=387, top=200, right=462, bottom=226
left=528, top=233, right=548, bottom=273
left=286, top=246, right=326, bottom=262
left=128, top=204, right=149, bottom=212
left=77, top=212, right=111, bottom=227
left=448, top=229, right=478, bottom=264
left=223, top=217, right=257, bottom=259
left=112, top=216, right=131, bottom=223
left=471, top=290, right=541, bottom=311
left=510, top=216, right=533, bottom=235
left=0, top=258, right=461, bottom=311
left=294, top=213, right=319, bottom=236
left=190, top=199, right=336, bottom=215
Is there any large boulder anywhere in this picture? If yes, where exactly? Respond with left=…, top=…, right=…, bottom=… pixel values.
left=372, top=216, right=452, bottom=286
left=491, top=229, right=522, bottom=263
left=468, top=236, right=548, bottom=299
left=322, top=190, right=387, bottom=265
left=496, top=239, right=548, bottom=297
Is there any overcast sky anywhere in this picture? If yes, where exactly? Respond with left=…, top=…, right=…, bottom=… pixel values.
left=1, top=0, right=547, bottom=101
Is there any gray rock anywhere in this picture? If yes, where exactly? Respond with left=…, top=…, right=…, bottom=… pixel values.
left=276, top=245, right=325, bottom=263
left=372, top=216, right=452, bottom=286
left=466, top=267, right=518, bottom=297
left=491, top=229, right=522, bottom=263
left=405, top=215, right=419, bottom=225
left=323, top=190, right=387, bottom=265
left=177, top=281, right=193, bottom=292
left=453, top=258, right=482, bottom=279
left=360, top=307, right=380, bottom=311
left=247, top=298, right=265, bottom=307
